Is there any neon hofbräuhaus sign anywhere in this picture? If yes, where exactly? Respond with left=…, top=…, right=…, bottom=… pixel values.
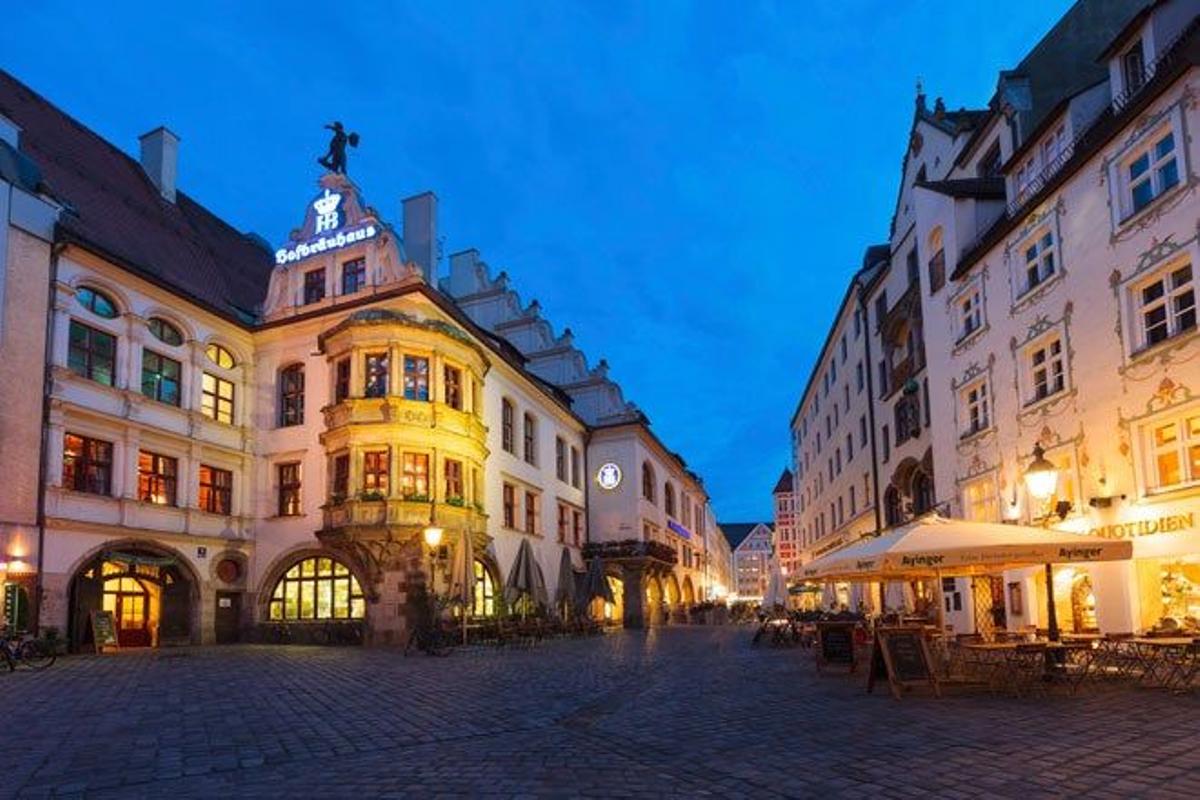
left=275, top=188, right=379, bottom=266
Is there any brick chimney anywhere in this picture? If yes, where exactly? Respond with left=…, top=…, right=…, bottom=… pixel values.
left=138, top=126, right=180, bottom=202
left=402, top=191, right=438, bottom=282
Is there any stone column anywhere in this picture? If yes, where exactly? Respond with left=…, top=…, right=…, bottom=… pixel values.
left=365, top=539, right=425, bottom=646
left=621, top=561, right=646, bottom=629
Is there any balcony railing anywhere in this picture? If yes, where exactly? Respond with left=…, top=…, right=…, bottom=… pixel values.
left=584, top=539, right=678, bottom=565
left=322, top=497, right=486, bottom=533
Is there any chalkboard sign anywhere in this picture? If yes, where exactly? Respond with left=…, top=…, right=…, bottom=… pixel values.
left=89, top=610, right=119, bottom=653
left=815, top=622, right=858, bottom=674
left=867, top=626, right=939, bottom=699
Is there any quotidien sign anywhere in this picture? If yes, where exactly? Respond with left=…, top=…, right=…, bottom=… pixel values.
left=1088, top=513, right=1194, bottom=540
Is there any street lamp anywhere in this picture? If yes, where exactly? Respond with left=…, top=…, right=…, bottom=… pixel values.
left=1023, top=443, right=1061, bottom=643
left=423, top=525, right=444, bottom=594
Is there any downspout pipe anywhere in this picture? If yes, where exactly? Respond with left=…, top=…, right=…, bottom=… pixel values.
left=33, top=241, right=63, bottom=634
left=858, top=277, right=883, bottom=538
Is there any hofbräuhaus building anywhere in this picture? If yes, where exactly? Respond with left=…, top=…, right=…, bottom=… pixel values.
left=0, top=69, right=726, bottom=646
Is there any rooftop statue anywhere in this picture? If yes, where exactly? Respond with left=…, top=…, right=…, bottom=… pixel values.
left=317, top=121, right=360, bottom=175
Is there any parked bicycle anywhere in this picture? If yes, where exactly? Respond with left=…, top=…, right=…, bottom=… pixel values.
left=2, top=629, right=56, bottom=672
left=404, top=621, right=456, bottom=657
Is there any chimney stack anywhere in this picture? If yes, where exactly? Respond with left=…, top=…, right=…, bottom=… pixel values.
left=402, top=191, right=438, bottom=282
left=138, top=126, right=180, bottom=202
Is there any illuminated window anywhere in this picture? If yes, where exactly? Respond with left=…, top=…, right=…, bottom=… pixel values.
left=147, top=317, right=183, bottom=346
left=138, top=450, right=177, bottom=506
left=62, top=433, right=112, bottom=496
left=206, top=343, right=235, bottom=369
left=364, top=353, right=388, bottom=397
left=472, top=560, right=495, bottom=617
left=76, top=286, right=118, bottom=318
left=1144, top=410, right=1200, bottom=492
left=68, top=321, right=116, bottom=386
left=202, top=372, right=235, bottom=424
left=279, top=364, right=304, bottom=426
left=404, top=356, right=429, bottom=401
left=268, top=556, right=365, bottom=621
left=277, top=462, right=301, bottom=516
left=525, top=490, right=539, bottom=534
left=962, top=475, right=997, bottom=522
left=141, top=350, right=181, bottom=406
left=199, top=464, right=232, bottom=514
left=401, top=453, right=429, bottom=499
left=557, top=502, right=569, bottom=543
left=363, top=450, right=389, bottom=495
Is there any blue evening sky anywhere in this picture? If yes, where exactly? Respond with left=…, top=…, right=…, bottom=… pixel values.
left=4, top=1, right=1071, bottom=521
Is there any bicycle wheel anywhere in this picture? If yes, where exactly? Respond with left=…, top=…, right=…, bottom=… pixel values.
left=19, top=640, right=56, bottom=670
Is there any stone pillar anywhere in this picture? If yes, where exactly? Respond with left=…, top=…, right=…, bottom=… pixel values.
left=621, top=562, right=646, bottom=629
left=365, top=539, right=425, bottom=646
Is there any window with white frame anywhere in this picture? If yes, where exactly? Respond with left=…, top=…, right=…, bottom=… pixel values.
left=1041, top=124, right=1067, bottom=172
left=1134, top=261, right=1195, bottom=350
left=958, top=287, right=982, bottom=341
left=960, top=379, right=990, bottom=438
left=1125, top=127, right=1180, bottom=217
left=1021, top=229, right=1056, bottom=295
left=1142, top=408, right=1200, bottom=493
left=1026, top=335, right=1066, bottom=403
left=961, top=475, right=997, bottom=522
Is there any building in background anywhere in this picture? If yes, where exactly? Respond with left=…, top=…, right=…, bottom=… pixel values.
left=0, top=65, right=722, bottom=645
left=723, top=522, right=773, bottom=601
left=771, top=468, right=800, bottom=575
left=0, top=110, right=59, bottom=633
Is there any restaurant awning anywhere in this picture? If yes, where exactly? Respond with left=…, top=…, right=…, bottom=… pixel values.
left=799, top=514, right=1132, bottom=582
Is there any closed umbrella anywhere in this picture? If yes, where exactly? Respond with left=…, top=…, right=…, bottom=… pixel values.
left=554, top=546, right=578, bottom=617
left=763, top=556, right=786, bottom=612
left=504, top=538, right=549, bottom=616
left=582, top=555, right=615, bottom=605
left=449, top=529, right=475, bottom=643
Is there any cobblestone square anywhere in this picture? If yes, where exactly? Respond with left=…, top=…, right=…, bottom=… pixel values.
left=4, top=627, right=1199, bottom=798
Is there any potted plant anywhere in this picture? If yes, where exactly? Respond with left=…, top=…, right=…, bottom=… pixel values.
left=359, top=490, right=386, bottom=502
left=445, top=495, right=465, bottom=508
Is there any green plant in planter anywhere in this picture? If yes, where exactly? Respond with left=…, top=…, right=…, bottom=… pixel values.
left=403, top=493, right=431, bottom=503
left=445, top=495, right=465, bottom=507
left=360, top=490, right=386, bottom=502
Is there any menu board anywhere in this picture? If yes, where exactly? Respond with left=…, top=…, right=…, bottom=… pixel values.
left=816, top=622, right=858, bottom=674
left=867, top=626, right=939, bottom=699
left=90, top=610, right=119, bottom=652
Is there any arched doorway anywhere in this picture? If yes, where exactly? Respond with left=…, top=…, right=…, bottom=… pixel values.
left=884, top=486, right=903, bottom=527
left=1070, top=573, right=1097, bottom=632
left=70, top=546, right=196, bottom=650
left=645, top=576, right=664, bottom=625
left=591, top=574, right=625, bottom=625
left=681, top=576, right=695, bottom=606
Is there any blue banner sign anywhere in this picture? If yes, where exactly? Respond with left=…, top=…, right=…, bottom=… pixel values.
left=667, top=520, right=692, bottom=540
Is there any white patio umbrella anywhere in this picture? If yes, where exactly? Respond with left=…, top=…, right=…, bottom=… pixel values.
left=821, top=583, right=837, bottom=609
left=799, top=514, right=1133, bottom=635
left=763, top=555, right=787, bottom=612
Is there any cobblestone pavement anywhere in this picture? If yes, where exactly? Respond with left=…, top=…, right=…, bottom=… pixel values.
left=4, top=626, right=1199, bottom=798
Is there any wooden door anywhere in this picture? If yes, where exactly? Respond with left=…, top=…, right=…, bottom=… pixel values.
left=215, top=592, right=241, bottom=644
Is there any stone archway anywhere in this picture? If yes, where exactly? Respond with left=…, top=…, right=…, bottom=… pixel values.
left=682, top=576, right=695, bottom=606
left=645, top=575, right=664, bottom=626
left=663, top=574, right=681, bottom=623
left=68, top=540, right=200, bottom=651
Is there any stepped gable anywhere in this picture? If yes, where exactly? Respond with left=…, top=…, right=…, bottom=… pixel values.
left=441, top=248, right=640, bottom=426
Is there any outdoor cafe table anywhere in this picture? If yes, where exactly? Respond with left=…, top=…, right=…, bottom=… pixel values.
left=960, top=640, right=1094, bottom=688
left=1128, top=637, right=1195, bottom=688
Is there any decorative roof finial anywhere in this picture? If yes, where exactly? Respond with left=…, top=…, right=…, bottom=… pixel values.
left=317, top=121, right=360, bottom=175
left=915, top=78, right=926, bottom=112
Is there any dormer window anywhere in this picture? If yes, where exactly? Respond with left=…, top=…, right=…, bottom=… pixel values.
left=1122, top=39, right=1146, bottom=96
